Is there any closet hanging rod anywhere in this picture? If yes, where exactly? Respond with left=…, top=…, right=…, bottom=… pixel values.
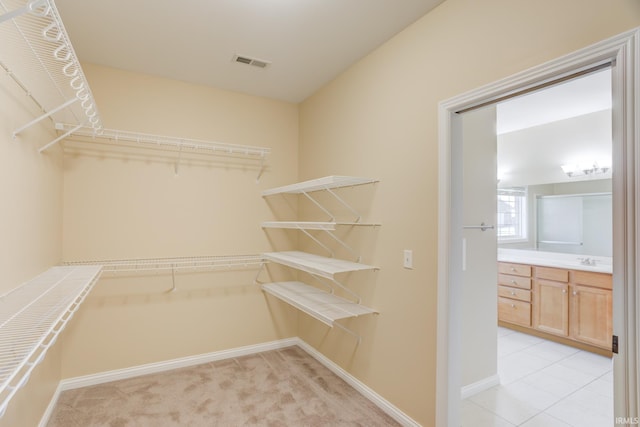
left=55, top=123, right=271, bottom=158
left=64, top=254, right=266, bottom=273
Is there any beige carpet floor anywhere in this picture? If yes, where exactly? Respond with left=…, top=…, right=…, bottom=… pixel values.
left=47, top=346, right=401, bottom=426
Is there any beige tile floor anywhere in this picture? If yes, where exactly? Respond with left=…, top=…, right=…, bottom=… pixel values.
left=461, top=327, right=613, bottom=427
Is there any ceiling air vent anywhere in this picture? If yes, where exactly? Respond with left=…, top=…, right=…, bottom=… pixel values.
left=233, top=54, right=271, bottom=69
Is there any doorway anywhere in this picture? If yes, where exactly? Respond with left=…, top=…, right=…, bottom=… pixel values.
left=436, top=28, right=640, bottom=427
left=457, top=70, right=614, bottom=425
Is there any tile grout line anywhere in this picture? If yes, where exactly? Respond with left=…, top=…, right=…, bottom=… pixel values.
left=491, top=332, right=612, bottom=426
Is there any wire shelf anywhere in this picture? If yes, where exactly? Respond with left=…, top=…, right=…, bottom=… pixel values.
left=0, top=0, right=102, bottom=143
left=262, top=281, right=377, bottom=327
left=55, top=123, right=271, bottom=158
left=64, top=254, right=266, bottom=274
left=262, top=176, right=377, bottom=196
left=0, top=265, right=102, bottom=418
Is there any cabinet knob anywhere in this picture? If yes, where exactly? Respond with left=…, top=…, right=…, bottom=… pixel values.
left=573, top=291, right=578, bottom=296
left=562, top=289, right=567, bottom=293
left=510, top=267, right=516, bottom=272
left=511, top=304, right=516, bottom=308
left=511, top=280, right=516, bottom=285
left=510, top=291, right=516, bottom=296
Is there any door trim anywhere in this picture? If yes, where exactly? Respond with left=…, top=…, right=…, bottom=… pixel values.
left=436, top=28, right=640, bottom=426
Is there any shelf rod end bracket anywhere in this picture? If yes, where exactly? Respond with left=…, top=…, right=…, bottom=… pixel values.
left=39, top=123, right=82, bottom=153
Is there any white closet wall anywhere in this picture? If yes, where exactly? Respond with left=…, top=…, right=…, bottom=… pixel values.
left=0, top=59, right=65, bottom=427
left=58, top=63, right=301, bottom=379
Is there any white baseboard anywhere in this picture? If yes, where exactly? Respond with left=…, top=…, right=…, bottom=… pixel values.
left=295, top=339, right=421, bottom=427
left=40, top=337, right=420, bottom=427
left=460, top=374, right=500, bottom=400
left=59, top=337, right=299, bottom=391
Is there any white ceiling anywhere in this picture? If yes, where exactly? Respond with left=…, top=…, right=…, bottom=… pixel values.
left=497, top=69, right=612, bottom=134
left=497, top=69, right=613, bottom=187
left=55, top=0, right=445, bottom=103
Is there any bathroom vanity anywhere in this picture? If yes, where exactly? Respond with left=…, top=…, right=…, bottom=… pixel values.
left=498, top=249, right=613, bottom=354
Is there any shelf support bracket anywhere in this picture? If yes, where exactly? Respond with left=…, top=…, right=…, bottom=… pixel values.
left=333, top=322, right=362, bottom=345
left=0, top=0, right=49, bottom=24
left=13, top=98, right=78, bottom=139
left=323, top=229, right=361, bottom=262
left=256, top=153, right=266, bottom=183
left=39, top=123, right=82, bottom=153
left=325, top=187, right=362, bottom=222
left=301, top=191, right=335, bottom=221
left=253, top=262, right=267, bottom=285
left=310, top=274, right=361, bottom=304
left=169, top=265, right=177, bottom=293
left=0, top=5, right=28, bottom=24
left=297, top=227, right=335, bottom=258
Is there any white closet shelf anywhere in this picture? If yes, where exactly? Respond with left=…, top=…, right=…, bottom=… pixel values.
left=263, top=251, right=378, bottom=280
left=1, top=0, right=102, bottom=148
left=0, top=265, right=102, bottom=418
left=55, top=123, right=271, bottom=158
left=262, top=281, right=377, bottom=327
left=261, top=221, right=380, bottom=230
left=262, top=176, right=377, bottom=196
left=64, top=254, right=265, bottom=273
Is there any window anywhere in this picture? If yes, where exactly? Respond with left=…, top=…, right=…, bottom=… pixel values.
left=497, top=187, right=527, bottom=241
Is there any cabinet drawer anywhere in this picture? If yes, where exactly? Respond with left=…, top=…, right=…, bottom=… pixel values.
left=536, top=266, right=569, bottom=282
left=498, top=274, right=531, bottom=289
left=498, top=263, right=531, bottom=277
left=498, top=297, right=531, bottom=327
left=571, top=270, right=612, bottom=289
left=498, top=285, right=531, bottom=302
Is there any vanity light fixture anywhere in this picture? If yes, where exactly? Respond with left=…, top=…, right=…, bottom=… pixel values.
left=561, top=161, right=611, bottom=178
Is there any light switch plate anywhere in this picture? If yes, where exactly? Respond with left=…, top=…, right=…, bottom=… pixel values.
left=403, top=249, right=413, bottom=269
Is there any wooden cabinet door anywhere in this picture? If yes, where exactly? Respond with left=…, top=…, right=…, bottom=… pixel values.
left=570, top=285, right=613, bottom=349
left=534, top=279, right=569, bottom=337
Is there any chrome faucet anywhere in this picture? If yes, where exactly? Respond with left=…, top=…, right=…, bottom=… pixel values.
left=578, top=257, right=596, bottom=266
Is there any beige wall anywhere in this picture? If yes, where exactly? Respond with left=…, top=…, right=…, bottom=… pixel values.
left=0, top=63, right=64, bottom=425
left=59, top=64, right=300, bottom=378
left=298, top=0, right=640, bottom=425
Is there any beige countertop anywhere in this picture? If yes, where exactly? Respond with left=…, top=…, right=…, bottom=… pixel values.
left=498, top=249, right=612, bottom=274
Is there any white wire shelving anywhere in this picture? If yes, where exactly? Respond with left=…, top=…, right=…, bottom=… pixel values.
left=262, top=251, right=377, bottom=281
left=262, top=281, right=377, bottom=326
left=262, top=176, right=378, bottom=222
left=64, top=254, right=266, bottom=274
left=64, top=255, right=266, bottom=293
left=259, top=251, right=379, bottom=342
left=55, top=123, right=271, bottom=179
left=260, top=176, right=380, bottom=342
left=262, top=176, right=380, bottom=258
left=0, top=265, right=102, bottom=418
left=0, top=0, right=102, bottom=150
left=262, top=176, right=377, bottom=196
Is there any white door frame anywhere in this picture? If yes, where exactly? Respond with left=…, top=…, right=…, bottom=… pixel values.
left=436, top=28, right=640, bottom=427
